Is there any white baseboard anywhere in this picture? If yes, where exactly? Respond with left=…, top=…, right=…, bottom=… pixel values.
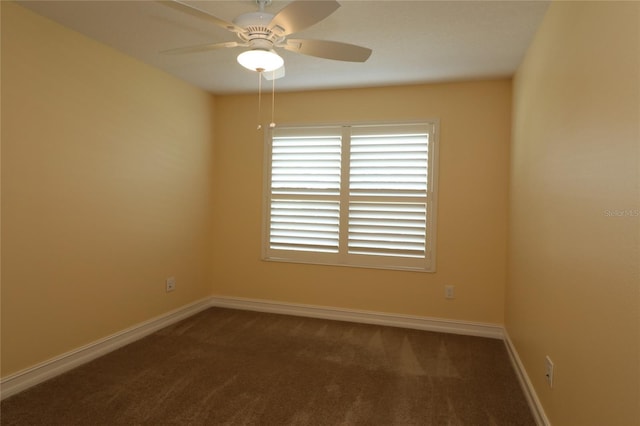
left=0, top=297, right=214, bottom=400
left=503, top=330, right=550, bottom=426
left=210, top=295, right=504, bottom=339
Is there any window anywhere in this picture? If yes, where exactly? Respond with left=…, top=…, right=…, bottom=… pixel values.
left=263, top=122, right=438, bottom=272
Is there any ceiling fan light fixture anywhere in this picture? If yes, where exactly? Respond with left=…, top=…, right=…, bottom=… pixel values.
left=237, top=49, right=284, bottom=72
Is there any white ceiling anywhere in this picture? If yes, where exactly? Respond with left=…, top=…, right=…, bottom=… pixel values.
left=17, top=0, right=550, bottom=95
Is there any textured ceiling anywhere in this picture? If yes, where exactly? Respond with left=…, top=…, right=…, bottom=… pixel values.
left=17, top=0, right=550, bottom=94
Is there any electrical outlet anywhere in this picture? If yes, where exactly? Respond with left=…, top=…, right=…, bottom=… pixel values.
left=445, top=285, right=455, bottom=299
left=166, top=277, right=176, bottom=292
left=545, top=356, right=554, bottom=387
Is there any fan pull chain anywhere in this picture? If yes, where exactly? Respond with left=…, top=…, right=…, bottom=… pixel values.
left=256, top=69, right=264, bottom=130
left=270, top=71, right=276, bottom=128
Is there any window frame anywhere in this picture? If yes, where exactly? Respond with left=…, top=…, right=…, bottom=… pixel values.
left=262, top=121, right=439, bottom=272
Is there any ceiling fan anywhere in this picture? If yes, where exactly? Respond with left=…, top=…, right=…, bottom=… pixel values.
left=159, top=0, right=372, bottom=79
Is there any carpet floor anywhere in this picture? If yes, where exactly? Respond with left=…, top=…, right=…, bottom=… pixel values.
left=1, top=307, right=535, bottom=425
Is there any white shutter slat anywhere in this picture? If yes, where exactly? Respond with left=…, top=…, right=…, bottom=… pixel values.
left=349, top=226, right=425, bottom=236
left=349, top=242, right=425, bottom=252
left=348, top=247, right=425, bottom=258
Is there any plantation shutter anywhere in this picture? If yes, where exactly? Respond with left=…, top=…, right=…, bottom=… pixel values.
left=265, top=122, right=437, bottom=271
left=348, top=125, right=430, bottom=260
left=269, top=127, right=342, bottom=254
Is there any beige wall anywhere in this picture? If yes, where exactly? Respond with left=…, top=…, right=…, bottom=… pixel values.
left=1, top=2, right=216, bottom=376
left=508, top=2, right=639, bottom=425
left=213, top=81, right=512, bottom=324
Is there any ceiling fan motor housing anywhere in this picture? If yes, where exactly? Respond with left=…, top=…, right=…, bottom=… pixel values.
left=234, top=12, right=285, bottom=49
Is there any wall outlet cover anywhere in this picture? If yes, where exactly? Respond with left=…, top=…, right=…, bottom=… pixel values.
left=166, top=277, right=176, bottom=292
left=445, top=285, right=455, bottom=299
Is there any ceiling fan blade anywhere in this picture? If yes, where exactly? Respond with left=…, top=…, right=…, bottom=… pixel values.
left=157, top=0, right=243, bottom=33
left=263, top=66, right=286, bottom=81
left=160, top=41, right=242, bottom=55
left=269, top=0, right=340, bottom=36
left=283, top=39, right=372, bottom=62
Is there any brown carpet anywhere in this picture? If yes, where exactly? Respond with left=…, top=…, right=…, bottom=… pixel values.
left=1, top=308, right=534, bottom=425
